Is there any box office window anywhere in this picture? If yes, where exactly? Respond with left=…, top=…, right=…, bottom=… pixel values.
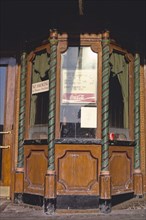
left=60, top=47, right=98, bottom=138
left=29, top=51, right=50, bottom=139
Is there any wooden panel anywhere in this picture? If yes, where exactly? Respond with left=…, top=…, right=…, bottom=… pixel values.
left=55, top=144, right=101, bottom=195
left=24, top=145, right=48, bottom=195
left=109, top=146, right=134, bottom=195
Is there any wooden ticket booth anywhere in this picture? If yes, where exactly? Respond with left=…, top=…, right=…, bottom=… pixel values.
left=14, top=30, right=143, bottom=213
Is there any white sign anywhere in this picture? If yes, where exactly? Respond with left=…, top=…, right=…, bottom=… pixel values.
left=81, top=107, right=97, bottom=128
left=62, top=69, right=97, bottom=103
left=32, top=80, right=49, bottom=94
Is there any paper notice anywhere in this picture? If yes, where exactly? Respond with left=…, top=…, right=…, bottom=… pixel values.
left=81, top=107, right=97, bottom=128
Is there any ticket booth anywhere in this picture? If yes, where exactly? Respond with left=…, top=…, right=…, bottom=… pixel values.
left=14, top=30, right=143, bottom=213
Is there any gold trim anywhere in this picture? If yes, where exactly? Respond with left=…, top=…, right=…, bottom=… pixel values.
left=0, top=145, right=10, bottom=149
left=16, top=167, right=24, bottom=172
left=134, top=168, right=141, bottom=174
left=46, top=170, right=56, bottom=175
left=100, top=171, right=110, bottom=175
left=0, top=131, right=11, bottom=134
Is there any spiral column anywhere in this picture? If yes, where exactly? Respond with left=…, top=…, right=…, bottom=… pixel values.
left=17, top=52, right=27, bottom=168
left=14, top=52, right=27, bottom=203
left=48, top=30, right=58, bottom=170
left=134, top=54, right=140, bottom=170
left=45, top=29, right=58, bottom=214
left=133, top=53, right=143, bottom=197
left=101, top=32, right=110, bottom=172
left=99, top=32, right=111, bottom=209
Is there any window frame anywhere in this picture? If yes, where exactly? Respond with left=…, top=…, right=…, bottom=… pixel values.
left=109, top=44, right=135, bottom=141
left=24, top=36, right=134, bottom=142
left=55, top=34, right=102, bottom=140
left=24, top=44, right=50, bottom=140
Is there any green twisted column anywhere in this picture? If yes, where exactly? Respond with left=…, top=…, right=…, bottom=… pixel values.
left=101, top=32, right=110, bottom=172
left=134, top=53, right=140, bottom=170
left=17, top=52, right=27, bottom=168
left=48, top=30, right=58, bottom=170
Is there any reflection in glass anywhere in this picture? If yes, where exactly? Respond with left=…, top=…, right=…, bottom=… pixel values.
left=60, top=47, right=98, bottom=138
left=29, top=51, right=50, bottom=139
left=109, top=52, right=129, bottom=140
left=0, top=66, right=7, bottom=179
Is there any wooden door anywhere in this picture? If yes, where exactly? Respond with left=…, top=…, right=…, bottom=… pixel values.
left=0, top=57, right=16, bottom=198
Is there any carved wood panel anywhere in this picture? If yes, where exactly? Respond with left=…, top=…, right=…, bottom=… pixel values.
left=109, top=146, right=134, bottom=195
left=55, top=144, right=101, bottom=195
left=24, top=145, right=48, bottom=195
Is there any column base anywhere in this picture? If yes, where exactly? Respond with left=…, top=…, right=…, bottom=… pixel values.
left=14, top=169, right=24, bottom=204
left=133, top=169, right=143, bottom=197
left=99, top=199, right=111, bottom=213
left=99, top=171, right=111, bottom=213
left=44, top=170, right=56, bottom=214
left=100, top=171, right=111, bottom=199
left=14, top=169, right=24, bottom=193
left=14, top=193, right=23, bottom=204
left=44, top=198, right=56, bottom=215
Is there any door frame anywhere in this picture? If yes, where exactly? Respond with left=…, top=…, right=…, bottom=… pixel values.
left=0, top=57, right=17, bottom=198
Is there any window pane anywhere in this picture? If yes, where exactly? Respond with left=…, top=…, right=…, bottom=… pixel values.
left=0, top=67, right=6, bottom=126
left=109, top=52, right=129, bottom=140
left=29, top=51, right=50, bottom=139
left=0, top=66, right=7, bottom=179
left=109, top=75, right=124, bottom=128
left=60, top=47, right=98, bottom=138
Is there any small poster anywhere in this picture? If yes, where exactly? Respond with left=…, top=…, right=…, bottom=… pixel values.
left=61, top=69, right=97, bottom=104
left=32, top=80, right=49, bottom=94
left=81, top=107, right=97, bottom=128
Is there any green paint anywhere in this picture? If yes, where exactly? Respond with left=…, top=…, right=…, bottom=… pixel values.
left=134, top=54, right=140, bottom=169
left=48, top=35, right=58, bottom=170
left=101, top=41, right=110, bottom=171
left=17, top=52, right=27, bottom=168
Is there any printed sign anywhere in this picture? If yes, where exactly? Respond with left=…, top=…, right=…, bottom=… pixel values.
left=62, top=69, right=97, bottom=103
left=32, top=80, right=49, bottom=94
left=62, top=93, right=95, bottom=103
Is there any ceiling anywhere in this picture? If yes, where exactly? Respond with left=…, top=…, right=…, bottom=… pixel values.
left=0, top=0, right=145, bottom=59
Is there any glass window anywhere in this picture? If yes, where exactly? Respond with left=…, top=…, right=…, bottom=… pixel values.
left=109, top=52, right=129, bottom=140
left=0, top=66, right=6, bottom=127
left=60, top=47, right=98, bottom=138
left=0, top=66, right=7, bottom=179
left=29, top=51, right=50, bottom=139
left=109, top=74, right=124, bottom=128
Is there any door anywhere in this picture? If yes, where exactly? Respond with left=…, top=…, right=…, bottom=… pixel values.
left=0, top=57, right=16, bottom=198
